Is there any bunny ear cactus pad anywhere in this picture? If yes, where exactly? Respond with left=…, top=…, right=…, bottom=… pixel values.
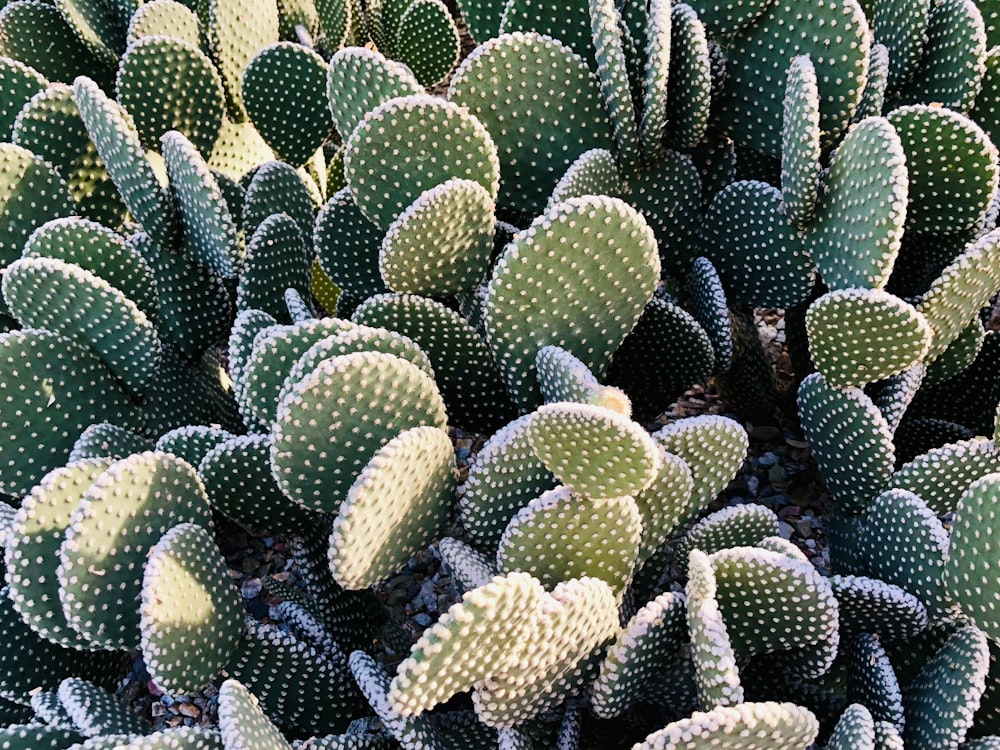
left=438, top=537, right=497, bottom=593
left=827, top=704, right=876, bottom=750
left=889, top=437, right=1000, bottom=515
left=70, top=424, right=152, bottom=462
left=805, top=289, right=932, bottom=389
left=155, top=425, right=234, bottom=467
left=125, top=0, right=201, bottom=47
left=484, top=195, right=660, bottom=412
left=242, top=43, right=333, bottom=168
left=328, top=426, right=455, bottom=589
left=637, top=0, right=670, bottom=161
left=0, top=57, right=47, bottom=139
left=271, top=351, right=448, bottom=513
left=863, top=0, right=929, bottom=90
left=685, top=256, right=735, bottom=373
left=0, top=725, right=84, bottom=748
left=633, top=450, right=695, bottom=565
left=832, top=574, right=928, bottom=642
left=664, top=3, right=711, bottom=151
left=590, top=0, right=639, bottom=173
left=243, top=161, right=316, bottom=241
left=218, top=680, right=292, bottom=750
left=652, top=415, right=748, bottom=510
left=344, top=94, right=499, bottom=231
left=57, top=451, right=213, bottom=650
left=781, top=55, right=821, bottom=228
left=205, top=0, right=279, bottom=121
left=391, top=0, right=460, bottom=87
left=113, top=728, right=225, bottom=748
left=717, top=0, right=870, bottom=157
left=314, top=188, right=389, bottom=299
left=631, top=702, right=819, bottom=750
left=448, top=32, right=614, bottom=218
left=57, top=678, right=149, bottom=737
left=535, top=345, right=631, bottom=414
left=546, top=149, right=622, bottom=211
left=139, top=523, right=243, bottom=695
left=238, top=214, right=313, bottom=321
left=674, top=504, right=780, bottom=575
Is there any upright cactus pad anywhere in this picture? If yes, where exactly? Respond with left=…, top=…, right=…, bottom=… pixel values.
left=652, top=415, right=748, bottom=510
left=243, top=161, right=316, bottom=243
left=238, top=214, right=313, bottom=321
left=57, top=678, right=150, bottom=737
left=0, top=56, right=47, bottom=139
left=633, top=450, right=695, bottom=564
left=125, top=0, right=201, bottom=47
left=534, top=345, right=630, bottom=414
left=638, top=0, right=671, bottom=161
left=590, top=0, right=639, bottom=172
left=827, top=704, right=875, bottom=750
left=682, top=0, right=774, bottom=35
left=205, top=0, right=279, bottom=121
left=665, top=3, right=711, bottom=151
left=314, top=187, right=389, bottom=299
left=437, top=536, right=497, bottom=593
left=945, top=473, right=1000, bottom=639
left=217, top=680, right=292, bottom=750
left=389, top=0, right=460, bottom=87
left=781, top=55, right=821, bottom=228
left=546, top=149, right=622, bottom=210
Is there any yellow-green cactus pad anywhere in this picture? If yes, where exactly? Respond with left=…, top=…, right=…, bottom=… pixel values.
left=204, top=0, right=279, bottom=121
left=890, top=436, right=1000, bottom=515
left=633, top=449, right=695, bottom=565
left=125, top=0, right=200, bottom=47
left=652, top=415, right=748, bottom=510
left=631, top=701, right=819, bottom=750
left=217, top=680, right=292, bottom=750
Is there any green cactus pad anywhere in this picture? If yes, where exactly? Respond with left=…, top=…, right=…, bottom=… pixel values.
left=242, top=43, right=332, bottom=168
left=57, top=451, right=213, bottom=649
left=473, top=576, right=619, bottom=728
left=69, top=422, right=149, bottom=463
left=636, top=0, right=670, bottom=160
left=31, top=690, right=73, bottom=728
left=853, top=43, right=889, bottom=123
left=497, top=487, right=642, bottom=592
left=781, top=55, right=821, bottom=228
left=0, top=330, right=138, bottom=496
left=665, top=3, right=711, bottom=151
left=896, top=0, right=987, bottom=112
left=699, top=180, right=815, bottom=308
left=797, top=372, right=895, bottom=513
left=125, top=0, right=200, bottom=46
left=860, top=488, right=953, bottom=620
left=378, top=178, right=494, bottom=296
left=888, top=105, right=998, bottom=236
left=271, top=351, right=448, bottom=511
left=590, top=0, right=639, bottom=172
left=208, top=118, right=275, bottom=180
left=5, top=459, right=112, bottom=649
left=633, top=701, right=819, bottom=749
left=864, top=0, right=929, bottom=89
left=328, top=425, right=455, bottom=589
left=391, top=0, right=460, bottom=87
left=633, top=450, right=695, bottom=564
left=205, top=0, right=279, bottom=121
left=674, top=504, right=779, bottom=575
left=0, top=56, right=47, bottom=140
left=924, top=316, right=984, bottom=386
left=972, top=45, right=1000, bottom=150
left=73, top=77, right=176, bottom=249
left=866, top=364, right=925, bottom=434
left=116, top=36, right=224, bottom=157
left=161, top=130, right=241, bottom=278
left=830, top=574, right=928, bottom=641
left=945, top=473, right=1000, bottom=639
left=652, top=415, right=748, bottom=510
left=805, top=288, right=932, bottom=389
left=217, top=680, right=292, bottom=750
left=228, top=309, right=277, bottom=395
left=916, top=229, right=1000, bottom=361
left=890, top=437, right=1000, bottom=515
left=681, top=0, right=774, bottom=35
left=3, top=256, right=161, bottom=399
left=534, top=345, right=630, bottom=414
left=485, top=195, right=659, bottom=411
left=238, top=214, right=313, bottom=321
left=827, top=704, right=875, bottom=750
left=243, top=161, right=316, bottom=241
left=387, top=572, right=544, bottom=715
left=843, top=632, right=904, bottom=731
left=108, top=728, right=224, bottom=749
left=438, top=536, right=497, bottom=593
left=154, top=425, right=234, bottom=467
left=717, top=0, right=869, bottom=157
left=903, top=625, right=989, bottom=749
left=57, top=678, right=149, bottom=737
left=55, top=0, right=127, bottom=65
left=498, top=0, right=593, bottom=65
left=139, top=523, right=242, bottom=695
left=449, top=32, right=614, bottom=217
left=545, top=149, right=622, bottom=211
left=0, top=725, right=84, bottom=748
left=685, top=549, right=744, bottom=709
left=313, top=187, right=388, bottom=298
left=684, top=256, right=735, bottom=373
left=804, top=116, right=908, bottom=291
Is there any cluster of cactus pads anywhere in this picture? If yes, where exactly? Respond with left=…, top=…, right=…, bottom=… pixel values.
left=2, top=0, right=1000, bottom=746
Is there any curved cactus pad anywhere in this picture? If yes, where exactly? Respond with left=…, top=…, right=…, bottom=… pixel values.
left=449, top=32, right=614, bottom=217
left=805, top=288, right=932, bottom=388
left=391, top=0, right=460, bottom=87
left=238, top=213, right=313, bottom=321
left=218, top=680, right=292, bottom=750
left=0, top=724, right=84, bottom=748
left=126, top=0, right=201, bottom=47
left=890, top=436, right=1000, bottom=515
left=314, top=187, right=388, bottom=299
left=485, top=195, right=659, bottom=411
left=945, top=473, right=1000, bottom=640
left=388, top=572, right=545, bottom=716
left=674, top=504, right=779, bottom=575
left=139, top=523, right=242, bottom=695
left=633, top=450, right=695, bottom=564
left=57, top=451, right=213, bottom=649
left=781, top=55, right=821, bottom=228
left=652, top=415, right=748, bottom=510
left=843, top=633, right=904, bottom=732
left=271, top=351, right=448, bottom=512
left=3, top=256, right=161, bottom=399
left=113, top=727, right=224, bottom=748
left=546, top=149, right=622, bottom=211
left=497, top=486, right=642, bottom=592
left=535, top=345, right=630, bottom=414
left=242, top=161, right=316, bottom=244
left=70, top=423, right=152, bottom=463
left=344, top=94, right=499, bottom=231
left=830, top=575, right=928, bottom=642
left=0, top=329, right=138, bottom=497
left=5, top=458, right=112, bottom=649
left=664, top=3, right=711, bottom=151
left=632, top=701, right=819, bottom=749
left=797, top=372, right=895, bottom=513
left=827, top=704, right=875, bottom=750
left=438, top=536, right=497, bottom=593
left=590, top=0, right=639, bottom=171
left=57, top=678, right=150, bottom=737
left=0, top=56, right=47, bottom=140
left=329, top=426, right=456, bottom=589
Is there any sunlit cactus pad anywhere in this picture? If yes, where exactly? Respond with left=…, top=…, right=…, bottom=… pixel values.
left=57, top=678, right=150, bottom=737
left=217, top=679, right=292, bottom=750
left=631, top=701, right=819, bottom=749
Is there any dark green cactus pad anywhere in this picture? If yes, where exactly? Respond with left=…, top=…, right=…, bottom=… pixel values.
left=590, top=591, right=687, bottom=719
left=0, top=57, right=47, bottom=140
left=271, top=351, right=448, bottom=512
left=699, top=180, right=815, bottom=308
left=116, top=36, right=224, bottom=157
left=161, top=130, right=241, bottom=278
left=54, top=0, right=127, bottom=65
left=438, top=536, right=497, bottom=593
left=388, top=572, right=545, bottom=716
left=888, top=105, right=998, bottom=236
left=139, top=523, right=243, bottom=695
left=896, top=0, right=987, bottom=112
left=344, top=94, right=499, bottom=232
left=242, top=43, right=332, bottom=168
left=665, top=3, right=711, bottom=151
left=652, top=415, right=749, bottom=510
left=863, top=0, right=929, bottom=90
left=674, top=504, right=780, bottom=575
left=781, top=55, right=821, bottom=228
left=57, top=678, right=149, bottom=737
left=30, top=690, right=73, bottom=728
left=797, top=372, right=895, bottom=513
left=546, top=149, right=622, bottom=211
left=0, top=330, right=138, bottom=496
left=924, top=316, right=985, bottom=387
left=3, top=257, right=161, bottom=399
left=916, top=229, right=1000, bottom=361
left=685, top=550, right=744, bottom=709
left=205, top=0, right=279, bottom=121
left=805, top=288, right=932, bottom=389
left=290, top=735, right=399, bottom=749
left=326, top=47, right=423, bottom=143
left=590, top=0, right=639, bottom=172
left=0, top=142, right=75, bottom=269
left=830, top=574, right=928, bottom=641
left=457, top=414, right=558, bottom=551
left=212, top=167, right=245, bottom=233
left=57, top=451, right=213, bottom=649
left=0, top=725, right=84, bottom=748
left=497, top=487, right=642, bottom=593
left=238, top=214, right=313, bottom=321
left=379, top=178, right=494, bottom=296
left=890, top=437, right=1000, bottom=515
left=126, top=0, right=201, bottom=47
left=860, top=488, right=953, bottom=621
left=5, top=458, right=113, bottom=649
left=449, top=32, right=614, bottom=217
left=472, top=577, right=619, bottom=728
left=827, top=704, right=875, bottom=750
left=72, top=77, right=175, bottom=246
left=228, top=309, right=277, bottom=401
left=843, top=633, right=905, bottom=732
left=853, top=43, right=889, bottom=123
left=391, top=0, right=460, bottom=87
left=314, top=187, right=388, bottom=298
left=632, top=701, right=819, bottom=749
left=717, top=0, right=869, bottom=157
left=972, top=46, right=1000, bottom=151
left=498, top=0, right=593, bottom=65
left=894, top=417, right=977, bottom=467
left=528, top=402, right=660, bottom=498
left=866, top=364, right=925, bottom=435
left=154, top=425, right=235, bottom=467
left=243, top=161, right=316, bottom=242
left=107, top=728, right=224, bottom=748
left=804, top=116, right=908, bottom=291
left=945, top=474, right=1000, bottom=639
left=329, top=426, right=455, bottom=589
left=684, top=257, right=734, bottom=373
left=963, top=739, right=1000, bottom=749
left=682, top=0, right=774, bottom=35
left=903, top=624, right=989, bottom=749
left=634, top=450, right=695, bottom=565
left=487, top=195, right=659, bottom=411
left=217, top=679, right=292, bottom=750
